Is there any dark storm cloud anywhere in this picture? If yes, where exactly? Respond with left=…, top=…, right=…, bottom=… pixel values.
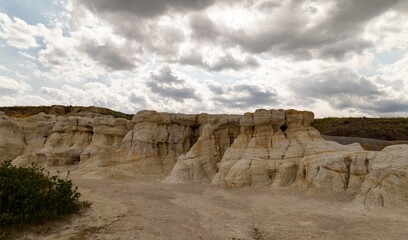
left=318, top=39, right=373, bottom=60
left=207, top=81, right=279, bottom=108
left=208, top=54, right=259, bottom=71
left=205, top=80, right=224, bottom=94
left=361, top=100, right=408, bottom=113
left=317, top=0, right=399, bottom=34
left=257, top=1, right=281, bottom=11
left=189, top=13, right=219, bottom=42
left=81, top=41, right=137, bottom=71
left=290, top=69, right=408, bottom=113
left=81, top=0, right=216, bottom=19
left=0, top=87, right=17, bottom=95
left=179, top=51, right=259, bottom=72
left=179, top=50, right=204, bottom=66
left=150, top=66, right=181, bottom=83
left=148, top=66, right=200, bottom=102
left=128, top=92, right=147, bottom=107
left=291, top=70, right=382, bottom=99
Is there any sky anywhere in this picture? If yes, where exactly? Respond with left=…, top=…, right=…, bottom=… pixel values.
left=0, top=0, right=407, bottom=117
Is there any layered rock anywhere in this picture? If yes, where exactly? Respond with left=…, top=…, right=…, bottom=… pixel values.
left=35, top=116, right=94, bottom=166
left=1, top=108, right=408, bottom=208
left=66, top=116, right=135, bottom=178
left=300, top=144, right=408, bottom=207
left=123, top=111, right=241, bottom=175
left=5, top=113, right=135, bottom=169
left=80, top=116, right=133, bottom=166
left=12, top=113, right=56, bottom=165
left=119, top=110, right=198, bottom=175
left=0, top=112, right=24, bottom=162
left=355, top=145, right=408, bottom=208
left=211, top=109, right=363, bottom=187
left=299, top=151, right=371, bottom=192
left=164, top=114, right=240, bottom=183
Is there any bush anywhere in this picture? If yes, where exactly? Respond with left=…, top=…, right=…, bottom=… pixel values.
left=0, top=161, right=89, bottom=227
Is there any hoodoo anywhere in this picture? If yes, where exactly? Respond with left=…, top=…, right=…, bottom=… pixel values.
left=1, top=109, right=407, bottom=208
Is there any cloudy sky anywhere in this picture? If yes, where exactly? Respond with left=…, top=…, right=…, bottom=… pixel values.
left=0, top=0, right=407, bottom=117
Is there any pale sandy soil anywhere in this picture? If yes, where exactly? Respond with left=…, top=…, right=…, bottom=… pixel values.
left=13, top=175, right=408, bottom=240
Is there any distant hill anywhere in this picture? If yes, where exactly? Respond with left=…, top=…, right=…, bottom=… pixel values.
left=313, top=117, right=408, bottom=141
left=0, top=105, right=133, bottom=120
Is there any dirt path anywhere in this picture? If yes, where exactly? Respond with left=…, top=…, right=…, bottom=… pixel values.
left=15, top=176, right=408, bottom=240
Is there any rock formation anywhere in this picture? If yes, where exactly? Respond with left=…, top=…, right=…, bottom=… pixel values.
left=356, top=145, right=408, bottom=207
left=11, top=113, right=56, bottom=165
left=163, top=114, right=240, bottom=183
left=0, top=108, right=407, bottom=208
left=124, top=110, right=199, bottom=175
left=0, top=112, right=24, bottom=162
left=211, top=109, right=363, bottom=188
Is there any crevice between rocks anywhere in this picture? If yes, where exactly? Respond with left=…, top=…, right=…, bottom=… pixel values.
left=344, top=156, right=352, bottom=190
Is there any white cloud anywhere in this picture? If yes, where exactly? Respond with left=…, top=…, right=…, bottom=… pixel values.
left=41, top=83, right=148, bottom=113
left=18, top=95, right=50, bottom=106
left=364, top=8, right=408, bottom=51
left=378, top=53, right=408, bottom=84
left=0, top=0, right=407, bottom=117
left=0, top=75, right=31, bottom=95
left=0, top=13, right=48, bottom=49
left=18, top=51, right=36, bottom=60
left=0, top=64, right=9, bottom=72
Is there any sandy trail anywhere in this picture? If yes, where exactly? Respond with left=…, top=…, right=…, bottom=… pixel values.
left=15, top=175, right=408, bottom=240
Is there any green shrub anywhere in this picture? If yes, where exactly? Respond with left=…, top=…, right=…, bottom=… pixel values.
left=0, top=161, right=89, bottom=227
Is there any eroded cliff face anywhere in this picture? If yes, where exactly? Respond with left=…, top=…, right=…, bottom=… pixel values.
left=163, top=114, right=241, bottom=183
left=124, top=111, right=200, bottom=175
left=211, top=109, right=364, bottom=188
left=0, top=112, right=24, bottom=162
left=12, top=113, right=56, bottom=165
left=356, top=145, right=408, bottom=208
left=1, top=109, right=407, bottom=208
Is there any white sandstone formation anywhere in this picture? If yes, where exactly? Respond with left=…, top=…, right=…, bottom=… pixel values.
left=35, top=116, right=94, bottom=167
left=0, top=112, right=24, bottom=162
left=12, top=113, right=56, bottom=165
left=163, top=114, right=240, bottom=183
left=356, top=145, right=408, bottom=208
left=124, top=110, right=198, bottom=175
left=211, top=109, right=363, bottom=187
left=0, top=108, right=407, bottom=208
left=67, top=116, right=135, bottom=178
left=80, top=116, right=133, bottom=165
left=125, top=111, right=241, bottom=176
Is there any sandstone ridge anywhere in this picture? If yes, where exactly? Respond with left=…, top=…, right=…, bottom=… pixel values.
left=1, top=109, right=407, bottom=208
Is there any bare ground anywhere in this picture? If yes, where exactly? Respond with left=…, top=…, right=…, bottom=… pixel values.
left=12, top=175, right=408, bottom=240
